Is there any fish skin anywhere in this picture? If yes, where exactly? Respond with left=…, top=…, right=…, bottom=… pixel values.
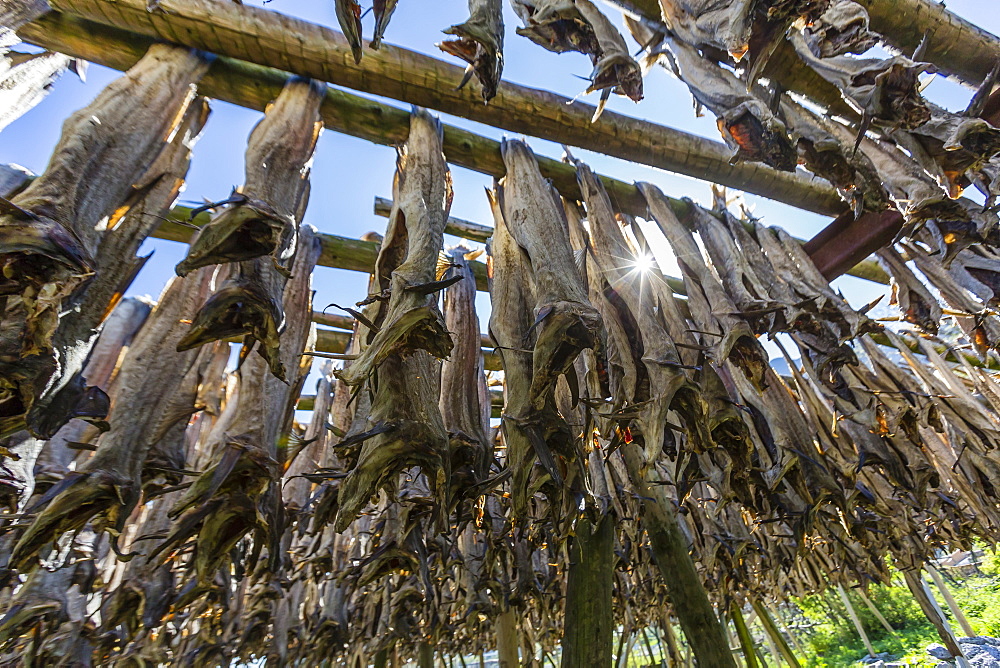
left=335, top=0, right=364, bottom=63
left=439, top=0, right=504, bottom=102
left=371, top=0, right=399, bottom=50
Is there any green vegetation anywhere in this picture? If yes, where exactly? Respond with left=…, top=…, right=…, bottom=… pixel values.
left=787, top=562, right=1000, bottom=667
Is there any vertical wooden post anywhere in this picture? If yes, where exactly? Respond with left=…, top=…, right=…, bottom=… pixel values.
left=418, top=643, right=434, bottom=668
left=928, top=564, right=976, bottom=637
left=561, top=515, right=615, bottom=667
left=731, top=604, right=761, bottom=668
left=622, top=447, right=738, bottom=667
left=752, top=602, right=802, bottom=668
left=497, top=608, right=520, bottom=667
left=836, top=586, right=877, bottom=659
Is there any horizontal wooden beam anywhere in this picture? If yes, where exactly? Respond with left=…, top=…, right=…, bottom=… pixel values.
left=374, top=197, right=492, bottom=244
left=23, top=1, right=844, bottom=215
left=856, top=0, right=1000, bottom=87
left=18, top=13, right=690, bottom=222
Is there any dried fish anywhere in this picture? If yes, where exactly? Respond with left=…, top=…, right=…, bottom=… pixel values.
left=178, top=79, right=324, bottom=275
left=511, top=0, right=642, bottom=117
left=8, top=265, right=218, bottom=571
left=154, top=226, right=321, bottom=586
left=497, top=139, right=601, bottom=409
left=334, top=109, right=453, bottom=531
left=790, top=30, right=934, bottom=130
left=440, top=246, right=492, bottom=499
left=798, top=0, right=877, bottom=58
left=372, top=0, right=399, bottom=50
left=177, top=78, right=325, bottom=380
left=486, top=185, right=540, bottom=515
left=779, top=98, right=891, bottom=215
left=894, top=103, right=1000, bottom=199
left=0, top=45, right=210, bottom=439
left=631, top=20, right=795, bottom=170
left=440, top=0, right=504, bottom=102
left=639, top=182, right=768, bottom=388
left=335, top=0, right=364, bottom=64
left=876, top=245, right=942, bottom=334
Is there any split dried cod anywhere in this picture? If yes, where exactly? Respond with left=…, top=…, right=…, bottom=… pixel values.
left=440, top=0, right=504, bottom=102
left=512, top=0, right=642, bottom=119
left=177, top=78, right=325, bottom=381
left=0, top=45, right=210, bottom=439
left=335, top=108, right=454, bottom=531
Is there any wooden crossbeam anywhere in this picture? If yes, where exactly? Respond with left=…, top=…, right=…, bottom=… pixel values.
left=21, top=2, right=844, bottom=215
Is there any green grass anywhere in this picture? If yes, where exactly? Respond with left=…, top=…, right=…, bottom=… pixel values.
left=793, top=566, right=1000, bottom=667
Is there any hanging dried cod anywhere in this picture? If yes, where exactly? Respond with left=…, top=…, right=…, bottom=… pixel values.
left=0, top=298, right=150, bottom=515
left=658, top=0, right=828, bottom=79
left=628, top=19, right=796, bottom=170
left=334, top=108, right=454, bottom=531
left=893, top=102, right=1000, bottom=200
left=490, top=139, right=601, bottom=509
left=152, top=226, right=322, bottom=588
left=778, top=97, right=891, bottom=216
left=0, top=45, right=210, bottom=439
left=511, top=0, right=642, bottom=119
left=8, top=264, right=220, bottom=571
left=440, top=0, right=504, bottom=102
left=335, top=0, right=364, bottom=64
left=372, top=0, right=399, bottom=50
left=790, top=29, right=934, bottom=130
left=440, top=246, right=492, bottom=502
left=876, top=245, right=942, bottom=334
left=177, top=78, right=325, bottom=381
left=486, top=184, right=540, bottom=516
left=639, top=182, right=769, bottom=388
left=797, top=0, right=877, bottom=58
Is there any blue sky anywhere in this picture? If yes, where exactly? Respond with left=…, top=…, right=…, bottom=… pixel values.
left=1, top=0, right=997, bottom=385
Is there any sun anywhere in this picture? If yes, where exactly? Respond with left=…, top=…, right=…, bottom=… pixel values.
left=632, top=254, right=655, bottom=274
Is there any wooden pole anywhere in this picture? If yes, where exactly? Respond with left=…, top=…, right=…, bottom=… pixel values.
left=730, top=605, right=760, bottom=668
left=836, top=585, right=876, bottom=660
left=561, top=515, right=615, bottom=668
left=751, top=602, right=802, bottom=668
left=855, top=590, right=897, bottom=637
left=621, top=447, right=738, bottom=668
left=927, top=565, right=976, bottom=638
left=903, top=570, right=966, bottom=662
left=28, top=0, right=844, bottom=216
left=496, top=609, right=519, bottom=668
left=418, top=643, right=434, bottom=668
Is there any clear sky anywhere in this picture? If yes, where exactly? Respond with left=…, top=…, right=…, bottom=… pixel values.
left=2, top=0, right=998, bottom=388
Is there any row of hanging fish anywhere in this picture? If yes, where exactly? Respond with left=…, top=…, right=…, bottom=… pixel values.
left=6, top=35, right=1000, bottom=667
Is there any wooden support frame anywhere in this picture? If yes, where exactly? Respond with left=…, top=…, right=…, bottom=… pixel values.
left=20, top=1, right=844, bottom=216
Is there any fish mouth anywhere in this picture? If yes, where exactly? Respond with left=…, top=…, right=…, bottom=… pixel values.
left=11, top=469, right=139, bottom=571
left=439, top=36, right=503, bottom=102
left=176, top=202, right=294, bottom=276
left=723, top=110, right=798, bottom=171
left=0, top=212, right=93, bottom=295
left=589, top=54, right=643, bottom=102
left=177, top=280, right=285, bottom=379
